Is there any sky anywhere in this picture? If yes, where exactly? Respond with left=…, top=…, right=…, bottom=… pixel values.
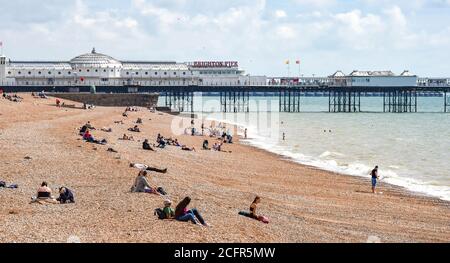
left=0, top=0, right=449, bottom=77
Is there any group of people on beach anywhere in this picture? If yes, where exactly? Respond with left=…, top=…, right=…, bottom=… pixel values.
left=79, top=121, right=107, bottom=145
left=1, top=92, right=23, bottom=102
left=30, top=181, right=75, bottom=204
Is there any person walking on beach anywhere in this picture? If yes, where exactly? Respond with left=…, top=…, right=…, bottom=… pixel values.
left=371, top=166, right=379, bottom=194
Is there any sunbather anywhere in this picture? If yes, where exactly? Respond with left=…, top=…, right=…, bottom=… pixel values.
left=130, top=163, right=167, bottom=174
left=175, top=197, right=208, bottom=226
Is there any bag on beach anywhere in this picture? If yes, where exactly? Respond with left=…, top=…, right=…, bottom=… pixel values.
left=154, top=208, right=166, bottom=220
left=157, top=187, right=167, bottom=196
left=0, top=181, right=6, bottom=187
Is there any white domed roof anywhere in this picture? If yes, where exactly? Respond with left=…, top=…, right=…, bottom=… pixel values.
left=70, top=48, right=122, bottom=68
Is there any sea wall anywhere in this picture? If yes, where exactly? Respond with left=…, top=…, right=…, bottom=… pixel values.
left=48, top=93, right=159, bottom=107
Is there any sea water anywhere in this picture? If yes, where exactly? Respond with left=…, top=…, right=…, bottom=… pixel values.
left=160, top=95, right=450, bottom=201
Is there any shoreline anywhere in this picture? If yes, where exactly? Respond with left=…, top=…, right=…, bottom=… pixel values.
left=1, top=94, right=449, bottom=243
left=200, top=115, right=450, bottom=203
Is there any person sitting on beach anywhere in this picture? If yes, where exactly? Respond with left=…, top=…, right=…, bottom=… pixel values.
left=101, top=127, right=112, bottom=132
left=128, top=125, right=140, bottom=133
left=56, top=99, right=61, bottom=107
left=173, top=138, right=181, bottom=147
left=136, top=118, right=143, bottom=124
left=30, top=182, right=58, bottom=204
left=130, top=163, right=167, bottom=174
left=79, top=125, right=88, bottom=135
left=212, top=142, right=219, bottom=151
left=121, top=134, right=134, bottom=141
left=56, top=187, right=75, bottom=204
left=130, top=171, right=159, bottom=195
left=85, top=121, right=95, bottom=130
left=37, top=182, right=52, bottom=199
left=83, top=130, right=94, bottom=142
left=163, top=199, right=175, bottom=219
left=181, top=145, right=196, bottom=152
left=238, top=196, right=269, bottom=223
left=122, top=112, right=128, bottom=117
left=174, top=197, right=208, bottom=226
left=156, top=135, right=166, bottom=148
left=202, top=140, right=210, bottom=150
left=143, top=139, right=155, bottom=151
left=83, top=130, right=107, bottom=145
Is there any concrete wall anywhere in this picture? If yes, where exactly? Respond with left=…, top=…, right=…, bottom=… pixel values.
left=48, top=93, right=159, bottom=107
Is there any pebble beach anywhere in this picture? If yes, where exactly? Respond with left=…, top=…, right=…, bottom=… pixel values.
left=0, top=94, right=449, bottom=243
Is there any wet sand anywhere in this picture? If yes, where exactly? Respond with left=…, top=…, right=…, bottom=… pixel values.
left=0, top=94, right=449, bottom=243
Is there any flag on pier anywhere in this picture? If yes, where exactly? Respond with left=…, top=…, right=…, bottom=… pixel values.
left=296, top=60, right=300, bottom=64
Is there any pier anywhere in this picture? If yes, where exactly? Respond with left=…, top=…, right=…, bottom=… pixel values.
left=2, top=77, right=450, bottom=114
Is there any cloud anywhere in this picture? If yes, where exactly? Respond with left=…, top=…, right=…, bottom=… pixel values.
left=0, top=0, right=449, bottom=76
left=274, top=10, right=287, bottom=18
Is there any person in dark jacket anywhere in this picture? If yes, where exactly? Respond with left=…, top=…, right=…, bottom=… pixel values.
left=143, top=139, right=155, bottom=151
left=57, top=187, right=75, bottom=204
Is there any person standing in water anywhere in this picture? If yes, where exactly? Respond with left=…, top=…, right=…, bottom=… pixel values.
left=370, top=166, right=379, bottom=193
left=282, top=132, right=286, bottom=141
left=244, top=128, right=248, bottom=139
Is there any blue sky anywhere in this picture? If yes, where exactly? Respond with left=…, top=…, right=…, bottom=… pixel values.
left=0, top=0, right=449, bottom=77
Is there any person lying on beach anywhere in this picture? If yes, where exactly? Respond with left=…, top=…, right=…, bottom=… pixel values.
left=101, top=127, right=112, bottom=132
left=238, top=196, right=269, bottom=224
left=130, top=163, right=167, bottom=174
left=114, top=120, right=124, bottom=125
left=128, top=125, right=140, bottom=133
left=56, top=187, right=75, bottom=204
left=175, top=197, right=208, bottom=226
left=130, top=171, right=166, bottom=195
left=83, top=130, right=107, bottom=145
left=0, top=181, right=18, bottom=189
left=143, top=139, right=155, bottom=151
left=181, top=145, right=196, bottom=152
left=122, top=112, right=128, bottom=117
left=30, top=182, right=59, bottom=204
left=120, top=134, right=134, bottom=141
left=202, top=140, right=210, bottom=150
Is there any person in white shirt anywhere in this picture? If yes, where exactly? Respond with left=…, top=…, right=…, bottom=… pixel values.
left=130, top=163, right=167, bottom=174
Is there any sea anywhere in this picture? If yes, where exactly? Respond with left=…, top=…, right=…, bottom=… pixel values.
left=159, top=95, right=450, bottom=201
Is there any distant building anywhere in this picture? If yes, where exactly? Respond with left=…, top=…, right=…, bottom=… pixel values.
left=329, top=70, right=418, bottom=87
left=0, top=48, right=266, bottom=87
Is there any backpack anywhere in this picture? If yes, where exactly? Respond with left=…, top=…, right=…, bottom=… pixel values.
left=154, top=208, right=166, bottom=220
left=157, top=187, right=167, bottom=196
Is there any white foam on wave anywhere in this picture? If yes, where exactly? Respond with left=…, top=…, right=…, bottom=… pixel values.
left=206, top=117, right=450, bottom=202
